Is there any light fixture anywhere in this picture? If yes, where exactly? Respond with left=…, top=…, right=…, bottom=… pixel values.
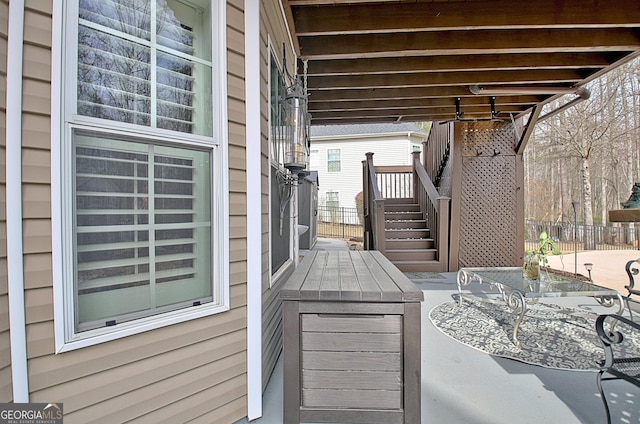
left=584, top=263, right=593, bottom=282
left=277, top=51, right=312, bottom=234
left=283, top=77, right=309, bottom=173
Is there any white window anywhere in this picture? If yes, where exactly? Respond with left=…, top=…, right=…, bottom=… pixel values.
left=76, top=0, right=213, bottom=136
left=53, top=0, right=228, bottom=351
left=269, top=51, right=292, bottom=277
left=326, top=191, right=340, bottom=209
left=327, top=148, right=341, bottom=172
left=269, top=52, right=287, bottom=166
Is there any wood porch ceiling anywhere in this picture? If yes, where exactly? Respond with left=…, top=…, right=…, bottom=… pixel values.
left=282, top=0, right=640, bottom=126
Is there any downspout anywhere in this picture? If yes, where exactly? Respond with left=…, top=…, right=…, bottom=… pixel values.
left=245, top=0, right=262, bottom=420
left=537, top=87, right=591, bottom=123
left=470, top=85, right=591, bottom=149
left=6, top=0, right=28, bottom=402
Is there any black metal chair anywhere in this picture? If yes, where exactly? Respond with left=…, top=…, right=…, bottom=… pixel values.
left=595, top=313, right=640, bottom=424
left=624, top=258, right=640, bottom=319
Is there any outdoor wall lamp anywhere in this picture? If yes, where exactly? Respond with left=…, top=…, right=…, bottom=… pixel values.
left=584, top=263, right=593, bottom=282
left=283, top=78, right=310, bottom=173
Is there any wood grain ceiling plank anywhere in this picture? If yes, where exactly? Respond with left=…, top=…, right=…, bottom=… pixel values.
left=307, top=86, right=551, bottom=101
left=309, top=96, right=541, bottom=112
left=291, top=0, right=640, bottom=35
left=306, top=69, right=582, bottom=89
left=309, top=109, right=528, bottom=120
left=310, top=108, right=527, bottom=120
left=311, top=117, right=403, bottom=126
left=305, top=53, right=613, bottom=75
left=298, top=28, right=640, bottom=59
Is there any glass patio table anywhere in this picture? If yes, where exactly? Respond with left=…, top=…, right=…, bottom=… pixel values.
left=456, top=267, right=623, bottom=347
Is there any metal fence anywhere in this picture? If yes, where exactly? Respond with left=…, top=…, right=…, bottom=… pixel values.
left=317, top=206, right=363, bottom=240
left=525, top=220, right=639, bottom=252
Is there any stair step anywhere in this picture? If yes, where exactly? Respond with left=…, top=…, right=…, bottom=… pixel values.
left=385, top=219, right=427, bottom=230
left=385, top=228, right=431, bottom=239
left=385, top=211, right=423, bottom=220
left=385, top=197, right=414, bottom=205
left=385, top=238, right=434, bottom=249
left=385, top=248, right=437, bottom=261
left=385, top=203, right=420, bottom=212
left=391, top=259, right=442, bottom=272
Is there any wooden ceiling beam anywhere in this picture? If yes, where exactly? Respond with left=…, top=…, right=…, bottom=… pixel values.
left=307, top=86, right=553, bottom=102
left=298, top=28, right=640, bottom=60
left=309, top=96, right=541, bottom=112
left=310, top=116, right=403, bottom=126
left=310, top=106, right=528, bottom=120
left=304, top=52, right=615, bottom=76
left=311, top=116, right=512, bottom=125
left=291, top=0, right=640, bottom=35
left=310, top=114, right=519, bottom=125
left=307, top=69, right=582, bottom=90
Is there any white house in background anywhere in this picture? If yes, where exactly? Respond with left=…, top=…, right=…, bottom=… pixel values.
left=309, top=123, right=429, bottom=212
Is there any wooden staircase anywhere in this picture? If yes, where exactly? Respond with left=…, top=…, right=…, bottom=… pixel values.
left=383, top=198, right=439, bottom=272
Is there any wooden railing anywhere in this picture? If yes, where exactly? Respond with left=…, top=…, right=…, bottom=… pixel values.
left=363, top=151, right=451, bottom=270
left=412, top=151, right=451, bottom=270
left=363, top=152, right=386, bottom=253
left=423, top=122, right=452, bottom=188
left=375, top=165, right=413, bottom=199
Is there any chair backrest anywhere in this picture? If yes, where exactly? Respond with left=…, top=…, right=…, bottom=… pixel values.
left=626, top=258, right=640, bottom=292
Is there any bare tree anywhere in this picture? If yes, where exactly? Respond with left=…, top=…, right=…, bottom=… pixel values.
left=525, top=57, right=640, bottom=248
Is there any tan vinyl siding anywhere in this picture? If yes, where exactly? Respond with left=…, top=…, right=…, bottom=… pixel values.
left=22, top=184, right=50, bottom=219
left=0, top=331, right=11, bottom=401
left=229, top=96, right=246, bottom=126
left=24, top=287, right=52, bottom=325
left=230, top=215, right=248, bottom=239
left=23, top=253, right=52, bottom=290
left=0, top=0, right=9, bottom=403
left=30, top=310, right=247, bottom=402
left=230, top=260, right=247, bottom=285
left=21, top=114, right=50, bottom=150
left=223, top=2, right=248, bottom=419
left=13, top=0, right=249, bottom=422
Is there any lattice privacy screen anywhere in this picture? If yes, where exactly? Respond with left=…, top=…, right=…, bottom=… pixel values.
left=458, top=122, right=520, bottom=267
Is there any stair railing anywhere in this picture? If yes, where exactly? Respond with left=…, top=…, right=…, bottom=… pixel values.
left=373, top=165, right=413, bottom=199
left=423, top=122, right=453, bottom=188
left=362, top=152, right=386, bottom=253
left=412, top=151, right=451, bottom=271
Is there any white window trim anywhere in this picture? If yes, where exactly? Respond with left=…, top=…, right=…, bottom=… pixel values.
left=51, top=0, right=229, bottom=353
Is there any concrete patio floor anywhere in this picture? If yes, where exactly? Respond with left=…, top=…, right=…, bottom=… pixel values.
left=237, top=241, right=640, bottom=424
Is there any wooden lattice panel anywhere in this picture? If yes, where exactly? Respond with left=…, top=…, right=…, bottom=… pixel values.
left=458, top=122, right=520, bottom=268
left=461, top=121, right=517, bottom=158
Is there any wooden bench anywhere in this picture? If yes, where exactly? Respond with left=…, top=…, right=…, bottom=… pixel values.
left=595, top=313, right=640, bottom=424
left=280, top=250, right=423, bottom=424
